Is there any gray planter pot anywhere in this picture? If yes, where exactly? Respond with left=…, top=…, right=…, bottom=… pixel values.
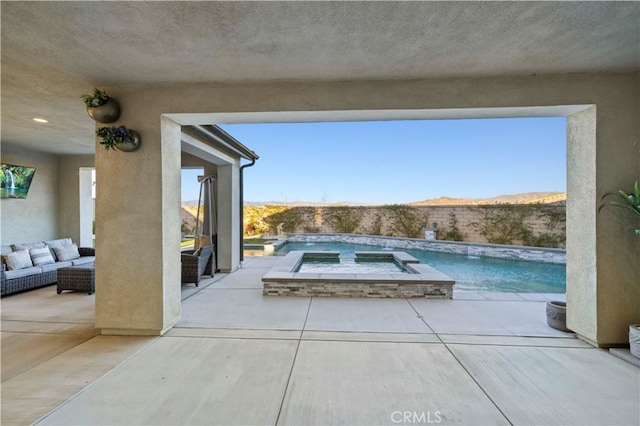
left=87, top=98, right=120, bottom=123
left=546, top=301, right=570, bottom=332
left=115, top=131, right=140, bottom=152
left=630, top=325, right=640, bottom=358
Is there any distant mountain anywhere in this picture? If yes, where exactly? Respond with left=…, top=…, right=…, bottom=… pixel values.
left=243, top=200, right=373, bottom=207
left=186, top=192, right=567, bottom=207
left=409, top=192, right=567, bottom=206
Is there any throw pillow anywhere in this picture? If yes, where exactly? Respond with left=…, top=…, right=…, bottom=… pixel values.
left=29, top=247, right=55, bottom=266
left=53, top=244, right=81, bottom=262
left=45, top=238, right=74, bottom=261
left=4, top=249, right=33, bottom=270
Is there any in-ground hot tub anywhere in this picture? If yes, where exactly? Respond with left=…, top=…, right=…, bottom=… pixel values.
left=262, top=251, right=455, bottom=298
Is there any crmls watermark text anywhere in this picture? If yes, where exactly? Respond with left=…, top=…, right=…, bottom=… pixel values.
left=391, top=411, right=442, bottom=424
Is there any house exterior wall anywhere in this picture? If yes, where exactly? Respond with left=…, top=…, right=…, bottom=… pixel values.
left=0, top=144, right=59, bottom=245
left=98, top=72, right=639, bottom=344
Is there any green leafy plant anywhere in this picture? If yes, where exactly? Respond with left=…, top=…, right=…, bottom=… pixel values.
left=81, top=87, right=109, bottom=107
left=472, top=204, right=534, bottom=245
left=325, top=206, right=363, bottom=234
left=262, top=206, right=314, bottom=233
left=367, top=212, right=384, bottom=235
left=599, top=181, right=640, bottom=235
left=442, top=211, right=465, bottom=241
left=525, top=205, right=566, bottom=248
left=382, top=204, right=427, bottom=238
left=96, top=126, right=136, bottom=150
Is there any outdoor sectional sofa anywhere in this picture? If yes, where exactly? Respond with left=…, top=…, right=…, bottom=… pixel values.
left=1, top=238, right=95, bottom=297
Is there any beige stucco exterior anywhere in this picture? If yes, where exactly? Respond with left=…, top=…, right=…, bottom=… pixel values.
left=93, top=72, right=639, bottom=344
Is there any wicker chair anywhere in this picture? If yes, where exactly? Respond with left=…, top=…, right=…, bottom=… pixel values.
left=181, top=244, right=214, bottom=286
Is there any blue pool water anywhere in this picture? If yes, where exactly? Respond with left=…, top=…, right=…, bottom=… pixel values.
left=275, top=242, right=566, bottom=293
left=296, top=257, right=408, bottom=274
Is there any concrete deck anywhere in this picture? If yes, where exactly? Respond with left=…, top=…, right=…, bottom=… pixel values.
left=1, top=256, right=638, bottom=425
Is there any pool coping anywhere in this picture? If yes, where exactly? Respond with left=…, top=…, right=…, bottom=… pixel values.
left=285, top=233, right=566, bottom=264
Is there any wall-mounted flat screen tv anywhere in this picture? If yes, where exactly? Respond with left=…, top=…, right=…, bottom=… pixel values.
left=1, top=163, right=37, bottom=199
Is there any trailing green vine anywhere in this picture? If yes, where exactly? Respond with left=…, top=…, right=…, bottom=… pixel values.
left=367, top=212, right=384, bottom=235
left=382, top=204, right=427, bottom=238
left=324, top=206, right=363, bottom=234
left=262, top=206, right=314, bottom=233
left=472, top=204, right=534, bottom=245
left=442, top=211, right=465, bottom=241
left=525, top=205, right=566, bottom=248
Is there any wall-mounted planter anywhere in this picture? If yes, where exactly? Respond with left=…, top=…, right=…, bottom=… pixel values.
left=97, top=126, right=140, bottom=152
left=115, top=131, right=140, bottom=152
left=87, top=98, right=121, bottom=123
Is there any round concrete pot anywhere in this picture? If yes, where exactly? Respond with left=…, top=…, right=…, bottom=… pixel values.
left=629, top=325, right=640, bottom=358
left=87, top=98, right=120, bottom=123
left=546, top=301, right=570, bottom=332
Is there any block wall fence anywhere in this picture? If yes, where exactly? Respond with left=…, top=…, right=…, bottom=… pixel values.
left=241, top=204, right=567, bottom=247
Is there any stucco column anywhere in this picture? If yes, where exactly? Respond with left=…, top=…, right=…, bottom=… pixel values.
left=566, top=107, right=598, bottom=342
left=216, top=163, right=241, bottom=272
left=95, top=116, right=182, bottom=336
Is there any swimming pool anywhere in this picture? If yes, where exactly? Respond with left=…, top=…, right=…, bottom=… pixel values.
left=273, top=242, right=566, bottom=293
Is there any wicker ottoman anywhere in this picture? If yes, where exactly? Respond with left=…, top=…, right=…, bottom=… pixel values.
left=57, top=264, right=95, bottom=295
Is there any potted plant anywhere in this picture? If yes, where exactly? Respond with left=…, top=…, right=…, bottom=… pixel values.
left=81, top=87, right=120, bottom=123
left=600, top=180, right=640, bottom=358
left=96, top=126, right=140, bottom=152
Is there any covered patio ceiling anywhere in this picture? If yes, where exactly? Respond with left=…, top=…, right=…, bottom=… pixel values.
left=1, top=1, right=638, bottom=155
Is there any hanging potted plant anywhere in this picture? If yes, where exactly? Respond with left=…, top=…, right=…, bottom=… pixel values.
left=96, top=126, right=140, bottom=152
left=600, top=180, right=640, bottom=358
left=81, top=87, right=121, bottom=123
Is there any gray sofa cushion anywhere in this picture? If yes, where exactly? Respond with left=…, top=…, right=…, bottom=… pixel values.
left=5, top=266, right=43, bottom=279
left=53, top=245, right=80, bottom=262
left=4, top=250, right=34, bottom=270
left=72, top=256, right=95, bottom=266
left=12, top=241, right=46, bottom=251
left=41, top=261, right=73, bottom=272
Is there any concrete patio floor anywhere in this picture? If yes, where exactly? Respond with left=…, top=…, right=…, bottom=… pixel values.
left=1, top=256, right=638, bottom=425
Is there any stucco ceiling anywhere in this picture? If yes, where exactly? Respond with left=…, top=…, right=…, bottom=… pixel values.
left=1, top=1, right=639, bottom=154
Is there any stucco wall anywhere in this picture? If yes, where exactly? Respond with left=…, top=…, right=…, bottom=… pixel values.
left=100, top=72, right=639, bottom=343
left=0, top=143, right=58, bottom=245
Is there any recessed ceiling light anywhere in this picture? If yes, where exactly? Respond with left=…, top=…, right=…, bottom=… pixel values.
left=32, top=118, right=49, bottom=123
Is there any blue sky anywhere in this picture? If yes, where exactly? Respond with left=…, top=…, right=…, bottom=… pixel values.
left=182, top=117, right=567, bottom=204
